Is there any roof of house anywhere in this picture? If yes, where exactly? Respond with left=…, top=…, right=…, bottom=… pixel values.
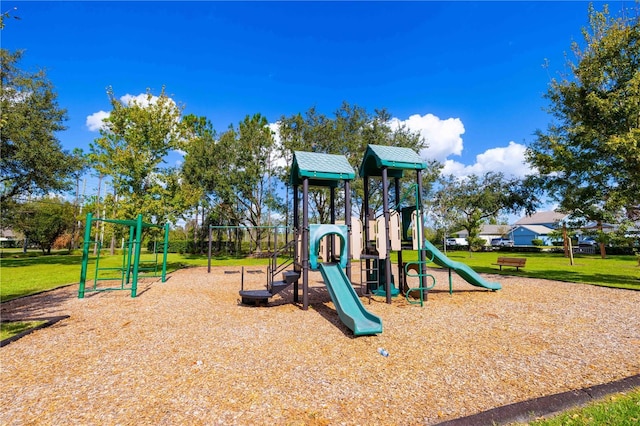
left=513, top=224, right=555, bottom=235
left=454, top=224, right=511, bottom=237
left=290, top=151, right=355, bottom=187
left=515, top=211, right=569, bottom=226
left=0, top=228, right=18, bottom=239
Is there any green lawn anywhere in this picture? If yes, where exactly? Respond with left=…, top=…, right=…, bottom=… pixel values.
left=1, top=249, right=638, bottom=303
left=396, top=250, right=640, bottom=290
left=0, top=320, right=46, bottom=341
left=515, top=388, right=640, bottom=425
left=0, top=250, right=270, bottom=302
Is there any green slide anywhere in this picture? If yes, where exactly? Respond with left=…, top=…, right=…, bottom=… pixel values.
left=318, top=263, right=383, bottom=336
left=422, top=239, right=501, bottom=291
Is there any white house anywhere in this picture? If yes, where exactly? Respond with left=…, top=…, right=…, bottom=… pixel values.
left=453, top=224, right=511, bottom=246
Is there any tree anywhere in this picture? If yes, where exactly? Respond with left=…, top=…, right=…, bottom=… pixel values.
left=427, top=174, right=461, bottom=252
left=526, top=5, right=640, bottom=232
left=0, top=49, right=84, bottom=203
left=436, top=172, right=537, bottom=253
left=0, top=7, right=19, bottom=30
left=221, top=113, right=278, bottom=252
left=89, top=87, right=185, bottom=224
left=7, top=197, right=75, bottom=254
left=277, top=103, right=430, bottom=222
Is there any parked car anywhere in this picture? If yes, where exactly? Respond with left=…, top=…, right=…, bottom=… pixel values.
left=446, top=238, right=468, bottom=246
left=578, top=237, right=598, bottom=247
left=491, top=238, right=514, bottom=247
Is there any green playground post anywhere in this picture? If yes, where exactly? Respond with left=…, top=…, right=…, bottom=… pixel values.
left=130, top=214, right=143, bottom=297
left=125, top=223, right=135, bottom=285
left=78, top=212, right=93, bottom=298
left=162, top=222, right=169, bottom=282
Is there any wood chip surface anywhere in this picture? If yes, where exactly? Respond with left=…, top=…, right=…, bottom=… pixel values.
left=1, top=266, right=639, bottom=425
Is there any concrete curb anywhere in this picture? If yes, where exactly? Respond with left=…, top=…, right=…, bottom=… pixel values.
left=1, top=316, right=70, bottom=347
left=435, top=374, right=640, bottom=425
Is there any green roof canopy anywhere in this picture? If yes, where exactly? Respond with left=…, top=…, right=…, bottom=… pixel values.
left=359, top=144, right=427, bottom=178
left=290, top=151, right=356, bottom=187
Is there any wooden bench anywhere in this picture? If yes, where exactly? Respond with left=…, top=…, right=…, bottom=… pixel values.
left=493, top=257, right=526, bottom=271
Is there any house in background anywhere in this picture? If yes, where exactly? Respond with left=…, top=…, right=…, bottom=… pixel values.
left=0, top=228, right=19, bottom=248
left=454, top=224, right=511, bottom=246
left=511, top=224, right=556, bottom=246
left=511, top=211, right=569, bottom=246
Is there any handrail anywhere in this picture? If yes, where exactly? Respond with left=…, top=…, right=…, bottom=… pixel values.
left=268, top=239, right=296, bottom=291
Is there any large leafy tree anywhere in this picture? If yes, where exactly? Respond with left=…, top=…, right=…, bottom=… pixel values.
left=89, top=87, right=185, bottom=224
left=180, top=114, right=229, bottom=252
left=526, top=4, right=640, bottom=225
left=436, top=172, right=537, bottom=252
left=222, top=113, right=278, bottom=251
left=6, top=197, right=75, bottom=254
left=0, top=49, right=83, bottom=203
left=277, top=103, right=431, bottom=222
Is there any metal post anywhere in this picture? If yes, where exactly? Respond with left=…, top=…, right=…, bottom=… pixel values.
left=382, top=167, right=392, bottom=304
left=125, top=224, right=135, bottom=285
left=78, top=212, right=93, bottom=298
left=363, top=177, right=370, bottom=247
left=345, top=180, right=352, bottom=281
left=293, top=185, right=299, bottom=303
left=131, top=214, right=143, bottom=298
left=302, top=178, right=309, bottom=310
left=394, top=177, right=404, bottom=292
left=272, top=226, right=278, bottom=273
left=208, top=225, right=212, bottom=273
left=162, top=222, right=169, bottom=282
left=329, top=186, right=335, bottom=262
left=417, top=170, right=427, bottom=299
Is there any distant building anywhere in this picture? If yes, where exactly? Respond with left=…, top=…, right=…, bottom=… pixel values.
left=514, top=211, right=570, bottom=228
left=454, top=224, right=511, bottom=246
left=511, top=224, right=556, bottom=246
left=508, top=211, right=569, bottom=245
left=0, top=228, right=19, bottom=248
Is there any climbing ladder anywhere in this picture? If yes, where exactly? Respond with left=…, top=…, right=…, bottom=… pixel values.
left=404, top=249, right=437, bottom=307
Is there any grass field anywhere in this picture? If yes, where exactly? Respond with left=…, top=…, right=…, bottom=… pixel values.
left=0, top=250, right=270, bottom=302
left=1, top=249, right=638, bottom=302
left=517, top=388, right=640, bottom=426
left=397, top=249, right=640, bottom=289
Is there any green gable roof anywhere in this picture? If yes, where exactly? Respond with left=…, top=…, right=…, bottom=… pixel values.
left=290, top=151, right=355, bottom=187
left=359, top=144, right=427, bottom=178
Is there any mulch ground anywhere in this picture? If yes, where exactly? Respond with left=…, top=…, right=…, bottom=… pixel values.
left=1, top=266, right=639, bottom=425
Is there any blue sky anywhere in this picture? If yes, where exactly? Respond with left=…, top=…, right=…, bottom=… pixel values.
left=2, top=1, right=628, bottom=197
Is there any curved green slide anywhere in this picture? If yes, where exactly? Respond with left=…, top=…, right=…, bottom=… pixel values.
left=422, top=240, right=501, bottom=291
left=318, top=263, right=383, bottom=336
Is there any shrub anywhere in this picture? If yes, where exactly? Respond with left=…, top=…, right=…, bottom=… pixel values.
left=531, top=239, right=544, bottom=246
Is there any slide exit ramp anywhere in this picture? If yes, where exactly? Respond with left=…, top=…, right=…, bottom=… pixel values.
left=422, top=240, right=501, bottom=291
left=318, top=263, right=383, bottom=336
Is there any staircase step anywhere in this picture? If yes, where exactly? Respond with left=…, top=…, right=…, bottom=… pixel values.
left=269, top=280, right=292, bottom=295
left=282, top=271, right=301, bottom=284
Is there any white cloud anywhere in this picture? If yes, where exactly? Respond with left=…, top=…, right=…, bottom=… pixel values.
left=87, top=92, right=180, bottom=133
left=389, top=113, right=465, bottom=162
left=120, top=93, right=160, bottom=107
left=441, top=141, right=534, bottom=178
left=85, top=110, right=109, bottom=132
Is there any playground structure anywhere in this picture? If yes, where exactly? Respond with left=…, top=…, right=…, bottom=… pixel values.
left=240, top=145, right=501, bottom=335
left=78, top=213, right=169, bottom=298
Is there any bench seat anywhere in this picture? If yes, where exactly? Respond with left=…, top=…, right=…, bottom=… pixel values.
left=492, top=257, right=526, bottom=271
